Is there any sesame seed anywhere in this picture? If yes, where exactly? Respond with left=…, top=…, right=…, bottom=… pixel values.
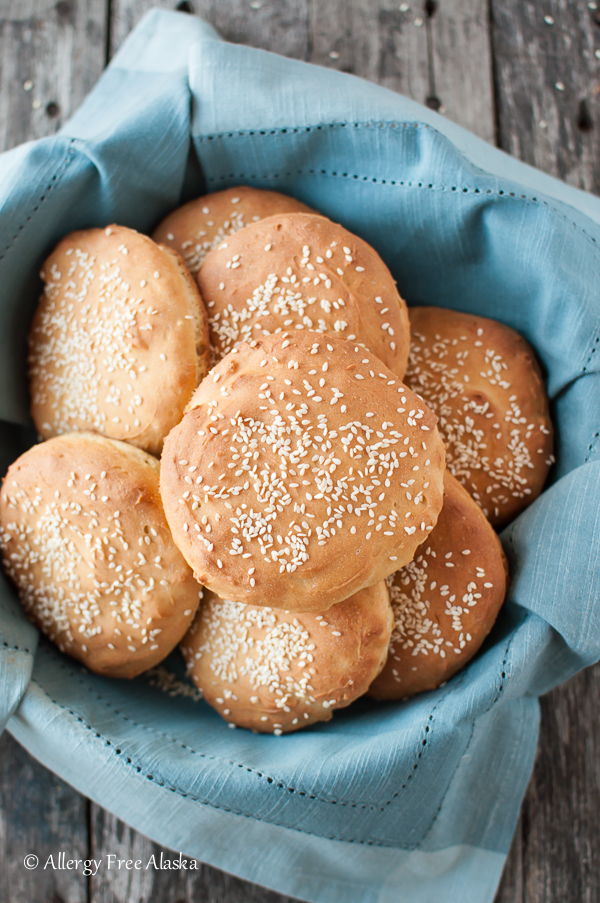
left=405, top=312, right=553, bottom=525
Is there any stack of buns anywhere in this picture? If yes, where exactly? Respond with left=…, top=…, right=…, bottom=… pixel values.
left=0, top=186, right=553, bottom=733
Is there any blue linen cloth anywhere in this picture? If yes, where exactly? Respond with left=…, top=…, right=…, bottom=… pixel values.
left=1, top=10, right=600, bottom=902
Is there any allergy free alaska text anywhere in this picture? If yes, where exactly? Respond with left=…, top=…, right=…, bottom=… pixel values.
left=40, top=851, right=200, bottom=874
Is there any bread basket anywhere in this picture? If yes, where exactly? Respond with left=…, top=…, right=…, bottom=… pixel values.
left=2, top=11, right=600, bottom=903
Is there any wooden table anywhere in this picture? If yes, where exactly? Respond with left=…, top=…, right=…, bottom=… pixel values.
left=0, top=1, right=599, bottom=901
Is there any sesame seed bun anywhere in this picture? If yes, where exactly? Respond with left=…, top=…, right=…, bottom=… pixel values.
left=0, top=433, right=202, bottom=679
left=197, top=212, right=411, bottom=379
left=152, top=186, right=314, bottom=274
left=181, top=581, right=392, bottom=734
left=406, top=306, right=554, bottom=528
left=160, top=332, right=446, bottom=612
left=369, top=471, right=509, bottom=700
left=29, top=224, right=210, bottom=457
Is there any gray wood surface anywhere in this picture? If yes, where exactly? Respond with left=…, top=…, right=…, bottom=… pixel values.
left=0, top=732, right=89, bottom=903
left=429, top=0, right=496, bottom=142
left=0, top=1, right=598, bottom=901
left=110, top=0, right=494, bottom=141
left=495, top=667, right=600, bottom=903
left=491, top=0, right=600, bottom=191
left=91, top=807, right=297, bottom=903
left=0, top=0, right=107, bottom=148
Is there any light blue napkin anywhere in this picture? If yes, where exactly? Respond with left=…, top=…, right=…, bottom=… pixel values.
left=2, top=10, right=600, bottom=903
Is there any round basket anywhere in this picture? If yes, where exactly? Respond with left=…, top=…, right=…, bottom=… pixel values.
left=1, top=11, right=600, bottom=903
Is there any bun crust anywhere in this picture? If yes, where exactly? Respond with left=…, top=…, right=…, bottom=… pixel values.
left=160, top=332, right=446, bottom=612
left=406, top=307, right=554, bottom=528
left=369, top=471, right=508, bottom=700
left=197, top=212, right=411, bottom=379
left=181, top=581, right=393, bottom=734
left=29, top=225, right=210, bottom=456
left=0, top=433, right=202, bottom=678
left=152, top=186, right=314, bottom=274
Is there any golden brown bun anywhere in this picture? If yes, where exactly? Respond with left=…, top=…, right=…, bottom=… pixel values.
left=406, top=307, right=554, bottom=528
left=197, top=212, right=411, bottom=379
left=369, top=471, right=509, bottom=700
left=29, top=225, right=210, bottom=457
left=0, top=433, right=202, bottom=678
left=160, top=332, right=446, bottom=612
left=152, top=186, right=314, bottom=274
left=181, top=581, right=392, bottom=734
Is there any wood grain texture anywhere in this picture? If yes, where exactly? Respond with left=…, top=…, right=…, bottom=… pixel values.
left=110, top=0, right=495, bottom=142
left=306, top=0, right=428, bottom=105
left=90, top=806, right=297, bottom=903
left=110, top=0, right=310, bottom=60
left=497, top=666, right=600, bottom=903
left=428, top=0, right=496, bottom=142
left=0, top=732, right=89, bottom=903
left=109, top=0, right=428, bottom=99
left=0, top=0, right=108, bottom=152
left=490, top=0, right=600, bottom=191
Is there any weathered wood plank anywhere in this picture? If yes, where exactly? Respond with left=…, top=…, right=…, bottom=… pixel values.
left=90, top=806, right=298, bottom=903
left=0, top=0, right=108, bottom=152
left=306, top=0, right=428, bottom=104
left=490, top=0, right=600, bottom=191
left=110, top=0, right=428, bottom=95
left=109, top=0, right=310, bottom=61
left=534, top=669, right=600, bottom=902
left=110, top=0, right=495, bottom=137
left=198, top=0, right=309, bottom=61
left=428, top=0, right=496, bottom=142
left=523, top=668, right=600, bottom=903
left=0, top=731, right=89, bottom=903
